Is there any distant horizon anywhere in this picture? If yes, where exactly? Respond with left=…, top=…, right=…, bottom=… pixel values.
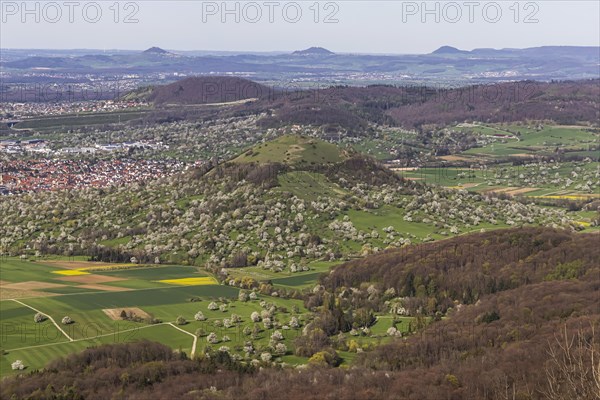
left=1, top=1, right=598, bottom=53
left=2, top=43, right=599, bottom=57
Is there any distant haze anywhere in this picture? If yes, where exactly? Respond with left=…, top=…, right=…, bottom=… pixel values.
left=0, top=1, right=598, bottom=53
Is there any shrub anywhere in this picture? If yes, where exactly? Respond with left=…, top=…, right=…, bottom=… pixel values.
left=308, top=348, right=341, bottom=367
left=348, top=340, right=361, bottom=353
left=446, top=374, right=460, bottom=388
left=195, top=328, right=206, bottom=337
left=481, top=311, right=500, bottom=324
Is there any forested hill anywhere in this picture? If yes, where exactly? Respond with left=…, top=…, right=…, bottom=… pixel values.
left=321, top=227, right=599, bottom=309
left=146, top=76, right=271, bottom=105
left=133, top=78, right=600, bottom=132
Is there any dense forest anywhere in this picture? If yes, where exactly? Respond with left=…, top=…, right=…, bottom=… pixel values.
left=3, top=228, right=599, bottom=400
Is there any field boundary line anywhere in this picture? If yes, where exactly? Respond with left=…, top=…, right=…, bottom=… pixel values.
left=10, top=299, right=74, bottom=342
left=168, top=323, right=197, bottom=357
left=5, top=322, right=170, bottom=352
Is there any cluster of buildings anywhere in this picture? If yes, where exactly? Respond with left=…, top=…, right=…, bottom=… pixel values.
left=0, top=100, right=147, bottom=120
left=0, top=159, right=185, bottom=193
left=60, top=141, right=166, bottom=155
left=0, top=140, right=164, bottom=156
left=0, top=139, right=49, bottom=154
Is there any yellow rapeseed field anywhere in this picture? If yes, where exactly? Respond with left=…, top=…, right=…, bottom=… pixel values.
left=52, top=269, right=91, bottom=276
left=157, top=277, right=217, bottom=286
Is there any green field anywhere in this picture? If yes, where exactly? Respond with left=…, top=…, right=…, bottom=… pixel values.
left=0, top=257, right=414, bottom=376
left=271, top=273, right=324, bottom=288
left=0, top=258, right=289, bottom=376
left=0, top=258, right=242, bottom=375
left=226, top=260, right=341, bottom=295
left=12, top=109, right=152, bottom=131
left=94, top=265, right=208, bottom=280
left=400, top=160, right=599, bottom=201
left=458, top=124, right=599, bottom=159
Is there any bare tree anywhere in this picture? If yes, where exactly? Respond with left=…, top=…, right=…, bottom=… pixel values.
left=543, top=323, right=600, bottom=400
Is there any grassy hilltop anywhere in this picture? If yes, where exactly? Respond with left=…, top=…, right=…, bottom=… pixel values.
left=232, top=135, right=348, bottom=165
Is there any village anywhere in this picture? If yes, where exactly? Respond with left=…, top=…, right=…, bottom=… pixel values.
left=0, top=100, right=148, bottom=120
left=0, top=158, right=186, bottom=194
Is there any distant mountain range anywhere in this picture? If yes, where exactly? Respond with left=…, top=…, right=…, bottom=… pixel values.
left=432, top=45, right=600, bottom=57
left=1, top=46, right=599, bottom=86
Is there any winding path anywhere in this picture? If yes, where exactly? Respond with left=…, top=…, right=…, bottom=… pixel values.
left=11, top=298, right=74, bottom=342
left=168, top=322, right=197, bottom=357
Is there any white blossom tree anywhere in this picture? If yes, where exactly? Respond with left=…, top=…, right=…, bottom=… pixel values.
left=11, top=360, right=25, bottom=370
left=194, top=311, right=207, bottom=321
left=207, top=332, right=219, bottom=344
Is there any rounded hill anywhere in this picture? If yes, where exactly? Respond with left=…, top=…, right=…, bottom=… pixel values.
left=146, top=76, right=271, bottom=105
left=231, top=135, right=350, bottom=166
left=292, top=47, right=335, bottom=56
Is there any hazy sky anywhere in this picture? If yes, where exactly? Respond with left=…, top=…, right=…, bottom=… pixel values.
left=1, top=1, right=599, bottom=53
